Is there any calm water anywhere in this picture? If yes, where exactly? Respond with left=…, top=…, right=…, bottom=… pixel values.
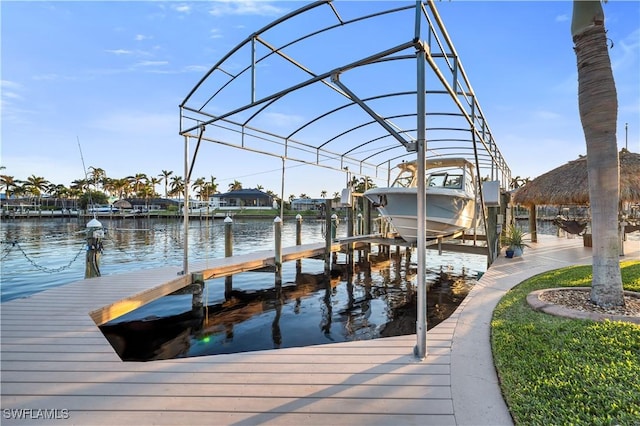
left=1, top=216, right=487, bottom=360
left=1, top=216, right=340, bottom=302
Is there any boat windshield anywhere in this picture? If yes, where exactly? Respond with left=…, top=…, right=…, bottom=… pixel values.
left=428, top=173, right=462, bottom=189
left=392, top=169, right=415, bottom=187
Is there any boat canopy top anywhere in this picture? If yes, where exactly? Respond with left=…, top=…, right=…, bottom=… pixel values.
left=179, top=1, right=511, bottom=189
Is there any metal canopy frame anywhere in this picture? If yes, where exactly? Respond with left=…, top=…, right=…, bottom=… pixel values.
left=179, top=0, right=511, bottom=359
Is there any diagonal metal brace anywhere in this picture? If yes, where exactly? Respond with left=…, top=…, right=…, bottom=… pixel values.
left=331, top=73, right=415, bottom=152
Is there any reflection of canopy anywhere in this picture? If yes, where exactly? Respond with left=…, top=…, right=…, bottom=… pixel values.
left=513, top=149, right=640, bottom=207
left=113, top=199, right=132, bottom=209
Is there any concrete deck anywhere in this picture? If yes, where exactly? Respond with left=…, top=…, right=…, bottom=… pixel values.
left=1, top=234, right=638, bottom=425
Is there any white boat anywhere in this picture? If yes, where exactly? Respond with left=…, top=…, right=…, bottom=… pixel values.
left=363, top=158, right=477, bottom=243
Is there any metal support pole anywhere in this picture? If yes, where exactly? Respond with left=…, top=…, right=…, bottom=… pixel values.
left=274, top=216, right=282, bottom=286
left=296, top=214, right=303, bottom=274
left=324, top=199, right=332, bottom=275
left=182, top=135, right=190, bottom=276
left=415, top=42, right=427, bottom=360
left=224, top=216, right=233, bottom=298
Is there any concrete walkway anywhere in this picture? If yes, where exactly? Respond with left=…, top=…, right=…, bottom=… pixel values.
left=451, top=233, right=638, bottom=425
left=1, top=234, right=638, bottom=425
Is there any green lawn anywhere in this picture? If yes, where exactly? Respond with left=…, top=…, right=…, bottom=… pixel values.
left=491, top=261, right=640, bottom=425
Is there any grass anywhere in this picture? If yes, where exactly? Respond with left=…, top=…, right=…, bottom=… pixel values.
left=491, top=260, right=640, bottom=426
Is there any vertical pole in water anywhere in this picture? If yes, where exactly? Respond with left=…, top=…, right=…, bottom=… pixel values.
left=529, top=204, right=538, bottom=243
left=296, top=214, right=303, bottom=245
left=85, top=218, right=103, bottom=279
left=191, top=272, right=204, bottom=313
left=324, top=199, right=332, bottom=275
left=415, top=39, right=427, bottom=360
left=296, top=214, right=303, bottom=274
left=274, top=216, right=282, bottom=286
left=224, top=216, right=233, bottom=298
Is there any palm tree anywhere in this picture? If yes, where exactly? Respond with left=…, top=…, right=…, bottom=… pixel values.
left=192, top=177, right=206, bottom=201
left=229, top=180, right=242, bottom=191
left=148, top=177, right=162, bottom=197
left=169, top=175, right=185, bottom=199
left=128, top=173, right=148, bottom=197
left=111, top=178, right=131, bottom=199
left=0, top=175, right=20, bottom=199
left=572, top=0, right=623, bottom=307
left=70, top=178, right=89, bottom=193
left=23, top=175, right=50, bottom=206
left=159, top=170, right=173, bottom=199
left=256, top=184, right=264, bottom=191
left=49, top=184, right=70, bottom=209
left=88, top=166, right=106, bottom=191
left=320, top=190, right=327, bottom=199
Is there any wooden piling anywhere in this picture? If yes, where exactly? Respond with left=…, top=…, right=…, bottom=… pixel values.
left=296, top=214, right=303, bottom=274
left=324, top=200, right=332, bottom=275
left=529, top=204, right=538, bottom=243
left=85, top=219, right=103, bottom=279
left=224, top=216, right=233, bottom=298
left=274, top=216, right=282, bottom=285
left=191, top=272, right=204, bottom=311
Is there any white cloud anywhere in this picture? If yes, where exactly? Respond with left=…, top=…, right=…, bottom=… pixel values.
left=133, top=60, right=169, bottom=68
left=135, top=34, right=152, bottom=41
left=183, top=65, right=211, bottom=73
left=533, top=110, right=563, bottom=120
left=208, top=1, right=287, bottom=17
left=106, top=49, right=134, bottom=55
left=173, top=3, right=191, bottom=14
left=555, top=14, right=569, bottom=23
left=210, top=28, right=223, bottom=39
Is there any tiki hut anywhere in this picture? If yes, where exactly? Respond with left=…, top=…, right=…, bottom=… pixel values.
left=511, top=149, right=640, bottom=243
left=513, top=148, right=640, bottom=207
left=113, top=199, right=132, bottom=209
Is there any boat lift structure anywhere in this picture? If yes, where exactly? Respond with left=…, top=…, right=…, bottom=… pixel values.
left=179, top=0, right=511, bottom=359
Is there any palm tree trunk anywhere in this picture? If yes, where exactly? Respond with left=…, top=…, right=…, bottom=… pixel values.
left=572, top=1, right=624, bottom=307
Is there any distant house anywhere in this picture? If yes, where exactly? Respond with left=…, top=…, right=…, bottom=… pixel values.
left=123, top=198, right=179, bottom=211
left=214, top=189, right=274, bottom=209
left=290, top=198, right=327, bottom=211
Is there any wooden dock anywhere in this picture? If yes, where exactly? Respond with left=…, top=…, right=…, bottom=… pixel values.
left=89, top=241, right=341, bottom=326
left=1, top=240, right=461, bottom=425
left=3, top=235, right=634, bottom=425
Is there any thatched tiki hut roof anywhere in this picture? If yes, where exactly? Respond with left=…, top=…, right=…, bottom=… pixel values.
left=512, top=149, right=640, bottom=207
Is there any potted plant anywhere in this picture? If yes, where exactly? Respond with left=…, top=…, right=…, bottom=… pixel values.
left=501, top=224, right=529, bottom=257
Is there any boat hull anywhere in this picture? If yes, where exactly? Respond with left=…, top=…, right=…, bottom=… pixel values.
left=364, top=187, right=475, bottom=243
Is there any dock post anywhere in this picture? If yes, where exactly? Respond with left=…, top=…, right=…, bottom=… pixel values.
left=191, top=272, right=204, bottom=312
left=529, top=204, right=538, bottom=243
left=346, top=209, right=354, bottom=270
left=487, top=206, right=499, bottom=264
left=296, top=214, right=303, bottom=274
left=274, top=216, right=282, bottom=285
left=85, top=218, right=104, bottom=279
left=224, top=216, right=233, bottom=298
left=296, top=214, right=303, bottom=245
left=324, top=200, right=332, bottom=275
left=331, top=214, right=339, bottom=240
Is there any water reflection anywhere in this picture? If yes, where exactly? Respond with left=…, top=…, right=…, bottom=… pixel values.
left=100, top=249, right=481, bottom=361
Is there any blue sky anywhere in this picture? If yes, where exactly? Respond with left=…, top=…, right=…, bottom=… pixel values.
left=2, top=1, right=639, bottom=200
